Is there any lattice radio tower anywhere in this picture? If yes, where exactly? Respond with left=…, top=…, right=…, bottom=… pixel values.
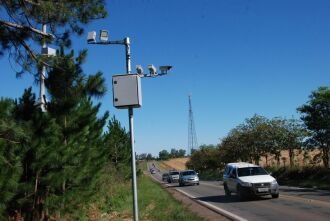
left=188, top=95, right=198, bottom=155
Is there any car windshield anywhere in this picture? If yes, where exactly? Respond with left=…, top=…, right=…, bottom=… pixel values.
left=237, top=167, right=268, bottom=177
left=182, top=171, right=196, bottom=176
left=169, top=171, right=179, bottom=175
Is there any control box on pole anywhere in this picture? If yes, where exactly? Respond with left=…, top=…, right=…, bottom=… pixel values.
left=112, top=74, right=142, bottom=109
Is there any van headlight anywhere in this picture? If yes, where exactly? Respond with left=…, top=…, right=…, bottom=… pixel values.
left=241, top=182, right=252, bottom=187
left=271, top=180, right=278, bottom=186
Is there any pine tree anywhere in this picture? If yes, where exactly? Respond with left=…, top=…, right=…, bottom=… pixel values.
left=0, top=98, right=27, bottom=219
left=43, top=49, right=108, bottom=219
left=2, top=49, right=109, bottom=220
left=0, top=0, right=107, bottom=75
left=5, top=88, right=62, bottom=221
left=104, top=117, right=131, bottom=177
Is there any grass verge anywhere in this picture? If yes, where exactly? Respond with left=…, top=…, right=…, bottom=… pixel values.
left=138, top=174, right=204, bottom=221
left=89, top=162, right=204, bottom=221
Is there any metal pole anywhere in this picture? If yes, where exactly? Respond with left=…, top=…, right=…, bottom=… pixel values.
left=39, top=23, right=47, bottom=112
left=125, top=37, right=139, bottom=221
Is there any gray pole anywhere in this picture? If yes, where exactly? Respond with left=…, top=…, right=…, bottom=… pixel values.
left=125, top=37, right=139, bottom=221
left=39, top=23, right=47, bottom=112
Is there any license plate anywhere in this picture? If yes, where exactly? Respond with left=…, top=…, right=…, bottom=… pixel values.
left=258, top=188, right=269, bottom=192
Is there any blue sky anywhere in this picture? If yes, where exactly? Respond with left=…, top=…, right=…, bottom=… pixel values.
left=1, top=0, right=330, bottom=156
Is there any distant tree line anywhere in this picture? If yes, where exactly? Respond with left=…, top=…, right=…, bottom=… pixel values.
left=137, top=153, right=154, bottom=161
left=187, top=87, right=330, bottom=173
left=158, top=148, right=186, bottom=160
left=138, top=148, right=186, bottom=161
left=138, top=148, right=187, bottom=161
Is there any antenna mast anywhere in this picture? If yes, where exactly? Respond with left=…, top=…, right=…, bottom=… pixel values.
left=188, top=95, right=198, bottom=155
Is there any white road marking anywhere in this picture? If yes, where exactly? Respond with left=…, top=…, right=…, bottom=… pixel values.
left=175, top=188, right=248, bottom=221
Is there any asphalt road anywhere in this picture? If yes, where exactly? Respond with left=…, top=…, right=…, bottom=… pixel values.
left=147, top=163, right=330, bottom=221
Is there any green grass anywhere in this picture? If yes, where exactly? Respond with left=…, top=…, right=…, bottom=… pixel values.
left=90, top=162, right=204, bottom=221
left=138, top=175, right=204, bottom=221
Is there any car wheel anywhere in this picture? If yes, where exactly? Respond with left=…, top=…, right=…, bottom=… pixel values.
left=237, top=185, right=245, bottom=201
left=179, top=182, right=183, bottom=187
left=272, top=193, right=279, bottom=198
left=224, top=183, right=231, bottom=196
left=197, top=182, right=199, bottom=185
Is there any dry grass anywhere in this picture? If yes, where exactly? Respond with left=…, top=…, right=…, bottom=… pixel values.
left=88, top=205, right=133, bottom=221
left=159, top=149, right=323, bottom=171
left=259, top=149, right=322, bottom=167
left=159, top=158, right=189, bottom=171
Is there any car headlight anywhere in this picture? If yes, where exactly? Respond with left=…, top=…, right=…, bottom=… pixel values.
left=271, top=180, right=278, bottom=186
left=241, top=181, right=252, bottom=187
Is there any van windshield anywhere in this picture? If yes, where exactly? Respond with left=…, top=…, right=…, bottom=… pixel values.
left=237, top=167, right=268, bottom=177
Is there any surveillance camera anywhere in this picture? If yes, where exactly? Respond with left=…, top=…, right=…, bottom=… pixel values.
left=87, top=31, right=96, bottom=43
left=148, top=64, right=157, bottom=76
left=136, top=65, right=144, bottom=75
left=100, top=30, right=109, bottom=41
left=159, top=66, right=172, bottom=73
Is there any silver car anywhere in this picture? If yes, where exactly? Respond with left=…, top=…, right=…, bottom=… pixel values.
left=168, top=171, right=180, bottom=183
left=179, top=170, right=199, bottom=186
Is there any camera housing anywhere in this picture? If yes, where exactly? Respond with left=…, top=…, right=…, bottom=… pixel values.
left=136, top=65, right=144, bottom=75
left=159, top=66, right=172, bottom=74
left=87, top=31, right=96, bottom=43
left=148, top=64, right=157, bottom=76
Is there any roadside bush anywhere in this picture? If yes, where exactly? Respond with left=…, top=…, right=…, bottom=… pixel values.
left=198, top=170, right=223, bottom=181
left=267, top=166, right=330, bottom=189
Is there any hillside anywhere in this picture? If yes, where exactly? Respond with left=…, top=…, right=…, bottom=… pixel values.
left=159, top=157, right=189, bottom=171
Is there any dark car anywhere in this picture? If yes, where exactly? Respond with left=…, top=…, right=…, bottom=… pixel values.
left=162, top=173, right=169, bottom=182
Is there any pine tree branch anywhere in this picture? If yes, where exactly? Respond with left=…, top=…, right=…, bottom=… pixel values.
left=0, top=136, right=21, bottom=144
left=23, top=0, right=41, bottom=5
left=19, top=40, right=38, bottom=60
left=0, top=155, right=14, bottom=167
left=0, top=20, right=55, bottom=39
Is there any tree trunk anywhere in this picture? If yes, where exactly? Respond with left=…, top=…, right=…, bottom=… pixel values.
left=33, top=171, right=40, bottom=210
left=289, top=149, right=294, bottom=167
left=275, top=153, right=281, bottom=167
left=322, top=145, right=329, bottom=168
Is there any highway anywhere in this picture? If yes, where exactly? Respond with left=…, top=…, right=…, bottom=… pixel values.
left=147, top=163, right=330, bottom=221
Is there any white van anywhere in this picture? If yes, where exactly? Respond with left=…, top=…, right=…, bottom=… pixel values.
left=223, top=162, right=279, bottom=200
